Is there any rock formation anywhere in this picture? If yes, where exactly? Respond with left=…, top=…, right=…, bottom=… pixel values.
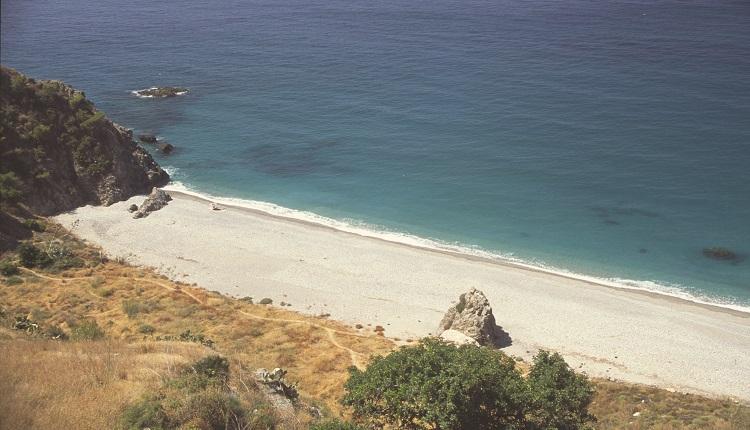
left=254, top=368, right=298, bottom=416
left=133, top=87, right=189, bottom=98
left=439, top=329, right=479, bottom=346
left=0, top=66, right=169, bottom=215
left=438, top=288, right=501, bottom=346
left=137, top=133, right=157, bottom=143
left=157, top=142, right=174, bottom=154
left=133, top=187, right=172, bottom=219
left=702, top=247, right=739, bottom=261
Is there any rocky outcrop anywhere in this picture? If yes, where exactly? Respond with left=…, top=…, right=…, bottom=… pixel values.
left=157, top=142, right=174, bottom=154
left=133, top=87, right=189, bottom=98
left=438, top=288, right=501, bottom=347
left=0, top=66, right=169, bottom=215
left=138, top=133, right=157, bottom=143
left=439, top=329, right=479, bottom=346
left=702, top=247, right=739, bottom=262
left=254, top=368, right=298, bottom=417
left=133, top=187, right=171, bottom=219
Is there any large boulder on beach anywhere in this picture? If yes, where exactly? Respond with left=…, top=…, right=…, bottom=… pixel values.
left=133, top=187, right=172, bottom=219
left=439, top=329, right=479, bottom=346
left=438, top=288, right=500, bottom=346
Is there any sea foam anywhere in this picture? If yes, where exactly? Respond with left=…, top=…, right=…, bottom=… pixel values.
left=163, top=179, right=750, bottom=314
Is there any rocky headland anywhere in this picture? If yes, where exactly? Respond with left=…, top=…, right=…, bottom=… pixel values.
left=0, top=66, right=169, bottom=248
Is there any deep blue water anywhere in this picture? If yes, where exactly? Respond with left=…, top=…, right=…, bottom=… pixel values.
left=3, top=0, right=749, bottom=308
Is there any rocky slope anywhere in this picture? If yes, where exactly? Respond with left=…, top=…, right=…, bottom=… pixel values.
left=0, top=66, right=168, bottom=216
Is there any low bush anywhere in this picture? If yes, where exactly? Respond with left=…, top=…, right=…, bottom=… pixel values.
left=310, top=418, right=364, bottom=430
left=45, top=325, right=68, bottom=340
left=22, top=218, right=45, bottom=232
left=0, top=259, right=19, bottom=276
left=17, top=242, right=51, bottom=268
left=120, top=355, right=271, bottom=430
left=189, top=355, right=230, bottom=382
left=71, top=319, right=105, bottom=340
left=138, top=323, right=155, bottom=335
left=526, top=350, right=595, bottom=430
left=3, top=276, right=23, bottom=285
left=342, top=338, right=594, bottom=430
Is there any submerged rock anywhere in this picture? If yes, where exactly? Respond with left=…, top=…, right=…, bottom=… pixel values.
left=138, top=133, right=157, bottom=143
left=133, top=86, right=189, bottom=98
left=438, top=288, right=502, bottom=347
left=702, top=247, right=738, bottom=261
left=127, top=204, right=138, bottom=213
left=157, top=142, right=174, bottom=154
left=133, top=187, right=172, bottom=219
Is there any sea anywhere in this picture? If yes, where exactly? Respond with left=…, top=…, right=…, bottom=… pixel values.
left=2, top=0, right=749, bottom=310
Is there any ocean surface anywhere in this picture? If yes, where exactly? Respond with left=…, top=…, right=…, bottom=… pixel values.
left=3, top=0, right=749, bottom=309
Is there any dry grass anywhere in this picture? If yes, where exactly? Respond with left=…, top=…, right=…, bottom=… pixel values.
left=0, top=339, right=206, bottom=430
left=1, top=224, right=748, bottom=429
left=589, top=379, right=750, bottom=429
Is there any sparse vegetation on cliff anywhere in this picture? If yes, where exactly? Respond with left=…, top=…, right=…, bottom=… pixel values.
left=0, top=66, right=168, bottom=215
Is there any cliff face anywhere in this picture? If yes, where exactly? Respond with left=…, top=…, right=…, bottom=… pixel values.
left=0, top=66, right=169, bottom=215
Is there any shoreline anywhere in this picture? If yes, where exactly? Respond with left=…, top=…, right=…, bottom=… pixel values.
left=54, top=189, right=750, bottom=400
left=164, top=184, right=750, bottom=318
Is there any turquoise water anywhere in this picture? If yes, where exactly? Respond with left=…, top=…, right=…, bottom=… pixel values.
left=3, top=0, right=749, bottom=308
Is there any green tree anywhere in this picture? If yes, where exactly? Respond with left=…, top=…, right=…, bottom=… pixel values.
left=342, top=340, right=595, bottom=430
left=0, top=171, right=23, bottom=203
left=342, top=338, right=528, bottom=430
left=526, top=351, right=595, bottom=430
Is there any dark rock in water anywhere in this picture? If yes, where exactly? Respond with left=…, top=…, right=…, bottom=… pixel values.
left=638, top=248, right=648, bottom=254
left=158, top=143, right=174, bottom=154
left=604, top=219, right=620, bottom=225
left=259, top=298, right=273, bottom=305
left=127, top=204, right=138, bottom=213
left=702, top=247, right=738, bottom=261
left=133, top=87, right=189, bottom=98
left=138, top=134, right=157, bottom=143
left=133, top=187, right=172, bottom=219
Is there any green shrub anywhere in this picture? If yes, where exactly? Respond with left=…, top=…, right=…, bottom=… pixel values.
left=0, top=259, right=19, bottom=276
left=138, top=323, right=156, bottom=334
left=310, top=418, right=364, bottom=430
left=4, top=276, right=23, bottom=285
left=21, top=218, right=46, bottom=232
left=189, top=355, right=230, bottom=382
left=46, top=325, right=68, bottom=340
left=120, top=356, right=266, bottom=430
left=119, top=394, right=168, bottom=430
left=343, top=338, right=528, bottom=430
left=71, top=319, right=105, bottom=340
left=526, top=351, right=595, bottom=430
left=182, top=388, right=247, bottom=430
left=17, top=242, right=51, bottom=268
left=0, top=171, right=23, bottom=203
left=123, top=300, right=143, bottom=318
left=342, top=339, right=594, bottom=430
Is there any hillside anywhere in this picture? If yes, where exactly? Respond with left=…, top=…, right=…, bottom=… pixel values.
left=0, top=66, right=168, bottom=217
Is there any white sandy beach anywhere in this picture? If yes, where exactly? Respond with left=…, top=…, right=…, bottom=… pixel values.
left=55, top=191, right=750, bottom=401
